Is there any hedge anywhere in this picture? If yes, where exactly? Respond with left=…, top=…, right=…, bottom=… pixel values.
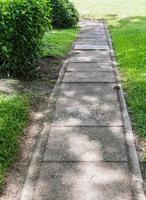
left=50, top=0, right=79, bottom=29
left=0, top=0, right=51, bottom=77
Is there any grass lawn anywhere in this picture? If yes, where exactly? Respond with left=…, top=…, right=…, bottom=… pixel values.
left=73, top=0, right=146, bottom=138
left=110, top=18, right=146, bottom=137
left=0, top=94, right=29, bottom=185
left=41, top=28, right=79, bottom=57
left=0, top=27, right=79, bottom=187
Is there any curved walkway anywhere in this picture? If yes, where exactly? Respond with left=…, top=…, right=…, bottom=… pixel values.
left=21, top=20, right=146, bottom=200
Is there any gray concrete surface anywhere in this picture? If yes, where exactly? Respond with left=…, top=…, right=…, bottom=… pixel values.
left=34, top=162, right=132, bottom=200
left=76, top=37, right=107, bottom=43
left=52, top=100, right=123, bottom=126
left=70, top=50, right=111, bottom=62
left=21, top=20, right=146, bottom=200
left=62, top=72, right=115, bottom=82
left=66, top=63, right=113, bottom=72
left=74, top=44, right=109, bottom=50
left=44, top=127, right=127, bottom=161
left=56, top=83, right=118, bottom=101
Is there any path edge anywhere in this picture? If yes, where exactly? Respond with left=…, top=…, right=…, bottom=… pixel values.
left=104, top=21, right=146, bottom=200
left=20, top=51, right=73, bottom=200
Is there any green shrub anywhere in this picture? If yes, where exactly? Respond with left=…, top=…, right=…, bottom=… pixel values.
left=50, top=0, right=79, bottom=29
left=0, top=0, right=51, bottom=77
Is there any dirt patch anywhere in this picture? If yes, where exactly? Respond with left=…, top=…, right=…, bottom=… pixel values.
left=0, top=56, right=64, bottom=199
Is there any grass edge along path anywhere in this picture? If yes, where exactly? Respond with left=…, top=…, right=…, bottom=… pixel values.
left=41, top=28, right=80, bottom=58
left=0, top=94, right=29, bottom=186
left=109, top=18, right=146, bottom=139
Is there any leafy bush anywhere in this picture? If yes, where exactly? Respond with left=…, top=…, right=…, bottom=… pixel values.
left=50, top=0, right=79, bottom=29
left=0, top=0, right=51, bottom=77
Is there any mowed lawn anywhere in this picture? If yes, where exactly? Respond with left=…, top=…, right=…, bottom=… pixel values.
left=111, top=18, right=146, bottom=137
left=41, top=28, right=79, bottom=57
left=0, top=94, right=29, bottom=185
left=73, top=0, right=146, bottom=138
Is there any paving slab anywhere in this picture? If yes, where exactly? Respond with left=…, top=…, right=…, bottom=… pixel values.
left=79, top=22, right=104, bottom=27
left=76, top=39, right=107, bottom=42
left=70, top=56, right=111, bottom=63
left=78, top=33, right=105, bottom=40
left=79, top=30, right=105, bottom=34
left=34, top=162, right=132, bottom=200
left=80, top=28, right=105, bottom=31
left=79, top=21, right=100, bottom=26
left=52, top=83, right=121, bottom=127
left=79, top=21, right=104, bottom=27
left=63, top=72, right=115, bottom=83
left=80, top=26, right=105, bottom=30
left=44, top=127, right=127, bottom=162
left=80, top=26, right=104, bottom=30
left=67, top=62, right=113, bottom=72
left=71, top=49, right=110, bottom=55
left=70, top=50, right=111, bottom=62
left=75, top=41, right=108, bottom=46
left=58, top=83, right=118, bottom=101
left=78, top=33, right=106, bottom=38
left=75, top=42, right=108, bottom=46
left=80, top=22, right=104, bottom=26
left=80, top=30, right=105, bottom=34
left=80, top=29, right=105, bottom=33
left=76, top=38, right=108, bottom=42
left=52, top=100, right=122, bottom=127
left=74, top=44, right=109, bottom=50
left=77, top=35, right=107, bottom=40
left=77, top=34, right=106, bottom=40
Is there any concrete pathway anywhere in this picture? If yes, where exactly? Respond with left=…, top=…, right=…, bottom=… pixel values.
left=21, top=20, right=146, bottom=200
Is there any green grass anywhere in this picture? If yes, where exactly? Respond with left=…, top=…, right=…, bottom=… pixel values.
left=110, top=18, right=146, bottom=137
left=72, top=0, right=146, bottom=137
left=0, top=94, right=29, bottom=185
left=41, top=28, right=80, bottom=57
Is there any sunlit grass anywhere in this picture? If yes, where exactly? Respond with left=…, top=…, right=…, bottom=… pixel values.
left=110, top=18, right=146, bottom=136
left=41, top=28, right=80, bottom=57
